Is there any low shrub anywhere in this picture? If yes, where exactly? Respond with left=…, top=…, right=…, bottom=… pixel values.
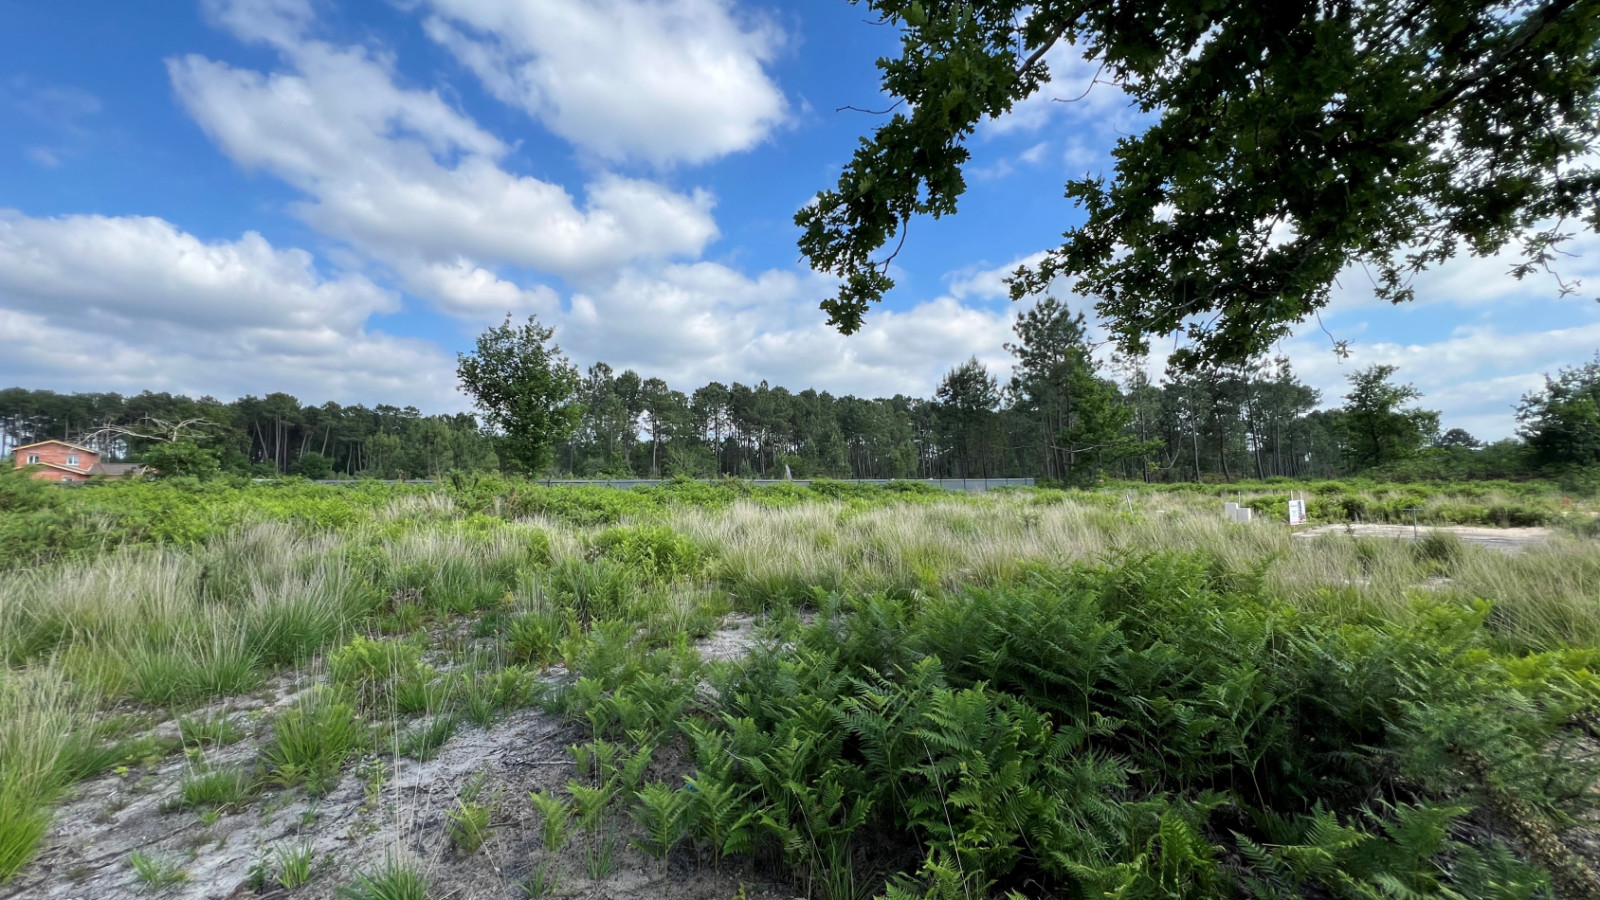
left=506, top=610, right=569, bottom=669
left=590, top=525, right=705, bottom=581
left=448, top=801, right=491, bottom=855
left=329, top=635, right=430, bottom=710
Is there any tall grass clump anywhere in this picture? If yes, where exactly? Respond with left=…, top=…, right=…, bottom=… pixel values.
left=263, top=688, right=367, bottom=794
left=0, top=670, right=87, bottom=882
left=0, top=525, right=375, bottom=701
left=340, top=855, right=430, bottom=900
left=383, top=525, right=548, bottom=617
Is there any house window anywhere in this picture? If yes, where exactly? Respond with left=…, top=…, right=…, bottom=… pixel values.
left=61, top=476, right=74, bottom=483
left=67, top=454, right=80, bottom=466
left=26, top=454, right=39, bottom=464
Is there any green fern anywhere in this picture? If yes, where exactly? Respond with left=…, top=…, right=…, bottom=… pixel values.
left=630, top=781, right=691, bottom=858
left=527, top=789, right=572, bottom=853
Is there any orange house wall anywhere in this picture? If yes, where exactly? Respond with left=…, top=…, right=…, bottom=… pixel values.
left=14, top=443, right=98, bottom=482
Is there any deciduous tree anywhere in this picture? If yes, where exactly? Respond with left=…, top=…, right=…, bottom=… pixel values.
left=456, top=315, right=581, bottom=475
left=1339, top=365, right=1440, bottom=469
left=799, top=0, right=1600, bottom=367
left=1518, top=354, right=1600, bottom=469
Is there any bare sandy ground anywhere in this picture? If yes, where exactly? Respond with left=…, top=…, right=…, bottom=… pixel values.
left=1, top=617, right=778, bottom=900
left=1293, top=523, right=1553, bottom=554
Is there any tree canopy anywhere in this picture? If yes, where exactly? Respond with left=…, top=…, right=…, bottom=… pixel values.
left=1518, top=353, right=1600, bottom=469
left=1338, top=364, right=1441, bottom=468
left=799, top=0, right=1600, bottom=367
left=456, top=315, right=582, bottom=474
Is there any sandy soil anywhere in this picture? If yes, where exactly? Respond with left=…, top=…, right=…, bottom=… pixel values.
left=1292, top=523, right=1554, bottom=554
left=2, top=617, right=778, bottom=900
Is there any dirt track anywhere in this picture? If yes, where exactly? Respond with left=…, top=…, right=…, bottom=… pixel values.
left=1293, top=523, right=1553, bottom=554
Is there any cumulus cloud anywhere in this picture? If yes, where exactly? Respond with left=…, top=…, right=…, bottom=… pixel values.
left=168, top=46, right=718, bottom=281
left=200, top=0, right=315, bottom=49
left=1327, top=228, right=1600, bottom=311
left=21, top=0, right=1573, bottom=434
left=1278, top=319, right=1600, bottom=440
left=0, top=210, right=459, bottom=408
left=421, top=0, right=788, bottom=166
left=945, top=251, right=1052, bottom=302
left=982, top=42, right=1139, bottom=139
left=398, top=258, right=561, bottom=319
left=551, top=262, right=1019, bottom=398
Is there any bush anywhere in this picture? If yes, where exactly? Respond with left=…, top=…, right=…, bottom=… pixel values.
left=591, top=525, right=705, bottom=580
left=141, top=441, right=222, bottom=480
left=329, top=635, right=430, bottom=709
left=507, top=610, right=568, bottom=669
left=290, top=452, right=335, bottom=480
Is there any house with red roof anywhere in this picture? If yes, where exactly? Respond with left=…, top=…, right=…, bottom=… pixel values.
left=12, top=440, right=143, bottom=482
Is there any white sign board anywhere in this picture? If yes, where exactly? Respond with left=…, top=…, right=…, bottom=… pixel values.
left=1288, top=499, right=1308, bottom=527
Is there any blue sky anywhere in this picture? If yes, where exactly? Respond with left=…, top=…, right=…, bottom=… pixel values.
left=1, top=0, right=1596, bottom=439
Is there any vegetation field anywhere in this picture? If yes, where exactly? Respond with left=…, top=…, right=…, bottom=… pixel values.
left=2, top=472, right=1599, bottom=900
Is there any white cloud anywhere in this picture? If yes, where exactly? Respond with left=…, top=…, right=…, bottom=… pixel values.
left=167, top=15, right=720, bottom=284
left=982, top=42, right=1136, bottom=139
left=545, top=262, right=1019, bottom=398
left=946, top=252, right=1051, bottom=302
left=40, top=0, right=1566, bottom=433
left=420, top=0, right=788, bottom=166
left=1327, top=228, right=1600, bottom=312
left=398, top=258, right=561, bottom=319
left=0, top=210, right=395, bottom=331
left=0, top=210, right=459, bottom=409
left=200, top=0, right=314, bottom=49
left=1277, top=319, right=1600, bottom=440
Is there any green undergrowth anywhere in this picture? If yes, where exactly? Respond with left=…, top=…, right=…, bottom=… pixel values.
left=549, top=553, right=1600, bottom=899
left=1089, top=477, right=1595, bottom=529
left=3, top=472, right=1599, bottom=894
left=0, top=470, right=956, bottom=572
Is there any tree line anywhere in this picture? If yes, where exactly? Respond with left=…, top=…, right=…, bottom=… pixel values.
left=3, top=307, right=1595, bottom=483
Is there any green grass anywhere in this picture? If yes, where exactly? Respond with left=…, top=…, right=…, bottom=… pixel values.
left=517, top=862, right=560, bottom=897
left=338, top=856, right=430, bottom=900
left=396, top=715, right=458, bottom=762
left=128, top=850, right=187, bottom=892
left=176, top=712, right=244, bottom=748
left=262, top=689, right=367, bottom=794
left=0, top=670, right=94, bottom=882
left=0, top=476, right=1597, bottom=891
left=176, top=764, right=256, bottom=811
left=274, top=842, right=315, bottom=889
